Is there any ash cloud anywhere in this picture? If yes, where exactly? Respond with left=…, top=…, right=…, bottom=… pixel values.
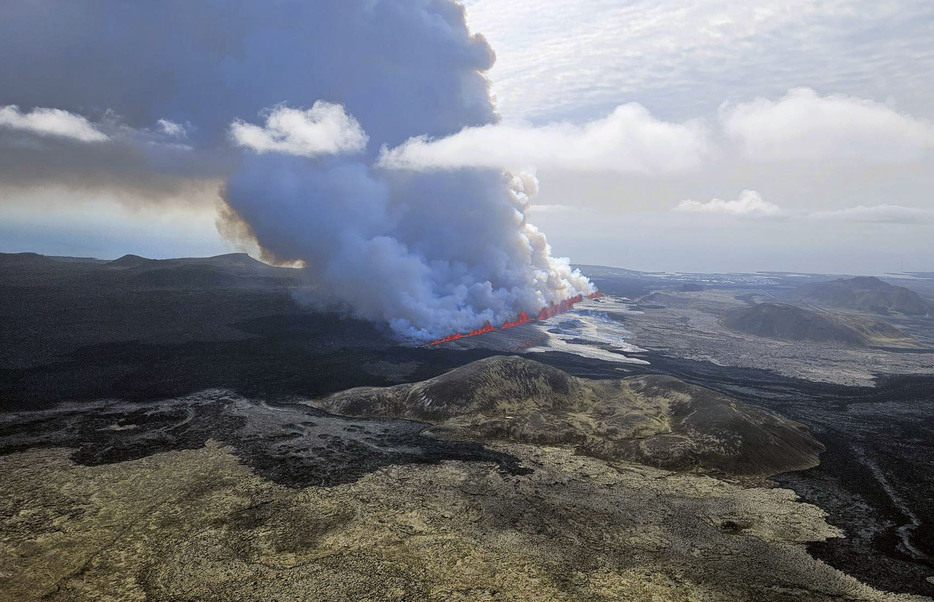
left=0, top=0, right=593, bottom=341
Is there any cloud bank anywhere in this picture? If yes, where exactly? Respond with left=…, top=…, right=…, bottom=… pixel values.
left=378, top=86, right=934, bottom=174
left=721, top=88, right=934, bottom=163
left=379, top=103, right=707, bottom=173
left=676, top=190, right=933, bottom=225
left=807, top=204, right=934, bottom=224
left=463, top=0, right=934, bottom=124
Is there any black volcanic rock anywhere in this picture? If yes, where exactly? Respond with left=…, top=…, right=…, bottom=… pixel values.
left=0, top=251, right=310, bottom=370
left=795, top=276, right=929, bottom=315
left=130, top=264, right=242, bottom=288
left=0, top=391, right=528, bottom=488
left=314, top=356, right=824, bottom=477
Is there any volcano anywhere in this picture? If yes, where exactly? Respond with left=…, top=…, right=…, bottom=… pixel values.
left=426, top=291, right=603, bottom=346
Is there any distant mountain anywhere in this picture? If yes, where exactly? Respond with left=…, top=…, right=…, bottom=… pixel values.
left=106, top=254, right=156, bottom=269
left=723, top=302, right=909, bottom=346
left=194, top=253, right=271, bottom=269
left=106, top=253, right=270, bottom=270
left=314, top=355, right=823, bottom=477
left=109, top=254, right=281, bottom=288
left=795, top=276, right=929, bottom=315
left=0, top=251, right=304, bottom=369
left=0, top=252, right=52, bottom=265
left=0, top=252, right=102, bottom=266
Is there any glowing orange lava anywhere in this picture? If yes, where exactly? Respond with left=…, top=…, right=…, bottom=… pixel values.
left=426, top=290, right=603, bottom=346
left=500, top=312, right=531, bottom=329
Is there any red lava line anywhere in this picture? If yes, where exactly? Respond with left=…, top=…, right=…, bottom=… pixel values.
left=426, top=291, right=603, bottom=346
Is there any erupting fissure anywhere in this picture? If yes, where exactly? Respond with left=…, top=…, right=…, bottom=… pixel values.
left=426, top=291, right=604, bottom=346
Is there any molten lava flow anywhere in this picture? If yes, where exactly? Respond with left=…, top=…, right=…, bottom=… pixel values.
left=468, top=321, right=496, bottom=336
left=500, top=312, right=531, bottom=329
left=426, top=291, right=603, bottom=346
left=536, top=294, right=583, bottom=320
left=429, top=332, right=465, bottom=345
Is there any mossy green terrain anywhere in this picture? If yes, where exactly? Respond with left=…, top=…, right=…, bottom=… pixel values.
left=2, top=441, right=923, bottom=602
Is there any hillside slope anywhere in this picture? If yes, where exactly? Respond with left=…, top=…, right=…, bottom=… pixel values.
left=723, top=303, right=909, bottom=346
left=796, top=276, right=929, bottom=315
left=314, top=356, right=823, bottom=477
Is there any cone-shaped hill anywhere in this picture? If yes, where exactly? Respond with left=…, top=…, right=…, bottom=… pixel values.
left=313, top=356, right=823, bottom=477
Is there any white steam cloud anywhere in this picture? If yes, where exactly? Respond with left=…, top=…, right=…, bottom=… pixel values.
left=379, top=103, right=707, bottom=173
left=230, top=102, right=368, bottom=157
left=225, top=156, right=594, bottom=341
left=0, top=105, right=109, bottom=142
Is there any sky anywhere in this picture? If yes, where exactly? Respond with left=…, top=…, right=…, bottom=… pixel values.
left=461, top=0, right=934, bottom=274
left=1, top=0, right=933, bottom=275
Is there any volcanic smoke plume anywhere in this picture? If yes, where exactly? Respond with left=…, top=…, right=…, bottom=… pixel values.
left=0, top=0, right=593, bottom=342
left=215, top=2, right=593, bottom=341
left=224, top=162, right=593, bottom=341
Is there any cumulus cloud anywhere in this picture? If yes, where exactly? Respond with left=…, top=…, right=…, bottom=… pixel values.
left=807, top=204, right=934, bottom=224
left=378, top=103, right=708, bottom=173
left=230, top=102, right=368, bottom=157
left=721, top=88, right=934, bottom=163
left=0, top=105, right=109, bottom=142
left=676, top=189, right=784, bottom=217
left=156, top=119, right=186, bottom=138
